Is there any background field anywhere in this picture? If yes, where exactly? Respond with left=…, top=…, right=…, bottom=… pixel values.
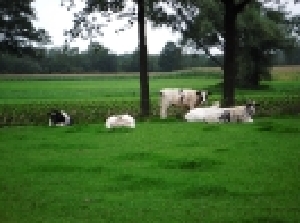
left=1, top=66, right=299, bottom=104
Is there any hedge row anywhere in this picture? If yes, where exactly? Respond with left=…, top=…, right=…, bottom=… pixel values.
left=0, top=96, right=299, bottom=126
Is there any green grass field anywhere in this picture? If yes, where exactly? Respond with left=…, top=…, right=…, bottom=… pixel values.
left=0, top=69, right=299, bottom=222
left=0, top=78, right=300, bottom=104
left=0, top=77, right=222, bottom=104
left=0, top=68, right=300, bottom=104
left=0, top=117, right=299, bottom=223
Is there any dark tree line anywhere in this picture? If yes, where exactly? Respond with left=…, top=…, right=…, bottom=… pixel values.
left=1, top=39, right=298, bottom=75
left=0, top=41, right=224, bottom=74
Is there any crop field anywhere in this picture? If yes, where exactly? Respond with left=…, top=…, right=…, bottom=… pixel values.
left=0, top=67, right=299, bottom=222
left=0, top=117, right=300, bottom=223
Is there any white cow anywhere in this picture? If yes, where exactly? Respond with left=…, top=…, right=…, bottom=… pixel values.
left=184, top=101, right=227, bottom=123
left=185, top=101, right=258, bottom=123
left=228, top=101, right=258, bottom=123
left=159, top=88, right=210, bottom=119
left=105, top=114, right=135, bottom=129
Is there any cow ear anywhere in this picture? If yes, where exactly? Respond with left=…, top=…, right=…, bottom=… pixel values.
left=252, top=100, right=260, bottom=106
left=196, top=90, right=201, bottom=95
left=245, top=100, right=253, bottom=106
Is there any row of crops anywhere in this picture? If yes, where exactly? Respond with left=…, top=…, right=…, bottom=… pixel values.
left=1, top=96, right=300, bottom=126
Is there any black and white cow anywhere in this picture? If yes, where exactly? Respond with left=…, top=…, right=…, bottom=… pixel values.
left=159, top=88, right=210, bottom=119
left=48, top=109, right=72, bottom=126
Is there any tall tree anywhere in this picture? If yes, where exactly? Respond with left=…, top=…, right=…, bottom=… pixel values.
left=86, top=42, right=118, bottom=72
left=236, top=2, right=297, bottom=88
left=149, top=0, right=251, bottom=106
left=138, top=0, right=150, bottom=118
left=150, top=0, right=299, bottom=105
left=220, top=0, right=251, bottom=106
left=62, top=0, right=151, bottom=118
left=0, top=0, right=50, bottom=57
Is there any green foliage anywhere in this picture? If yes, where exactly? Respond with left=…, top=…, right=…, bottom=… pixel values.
left=154, top=0, right=300, bottom=89
left=85, top=42, right=118, bottom=72
left=0, top=42, right=223, bottom=74
left=159, top=41, right=183, bottom=71
left=0, top=0, right=50, bottom=57
left=284, top=46, right=300, bottom=66
left=236, top=2, right=295, bottom=88
left=0, top=53, right=43, bottom=74
left=0, top=117, right=300, bottom=222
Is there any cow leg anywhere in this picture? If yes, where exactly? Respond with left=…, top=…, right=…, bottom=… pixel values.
left=160, top=102, right=168, bottom=119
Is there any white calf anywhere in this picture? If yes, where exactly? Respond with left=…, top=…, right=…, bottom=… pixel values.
left=105, top=114, right=135, bottom=129
left=159, top=88, right=210, bottom=119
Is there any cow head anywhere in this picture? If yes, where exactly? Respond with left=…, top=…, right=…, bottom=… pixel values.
left=196, top=90, right=210, bottom=106
left=245, top=100, right=260, bottom=117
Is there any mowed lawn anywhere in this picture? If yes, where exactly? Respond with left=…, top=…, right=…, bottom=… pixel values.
left=0, top=117, right=299, bottom=223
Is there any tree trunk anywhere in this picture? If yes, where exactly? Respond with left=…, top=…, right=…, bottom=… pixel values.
left=223, top=1, right=237, bottom=107
left=138, top=0, right=150, bottom=118
left=251, top=49, right=260, bottom=88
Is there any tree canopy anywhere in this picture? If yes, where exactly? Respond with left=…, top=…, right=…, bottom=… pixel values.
left=159, top=41, right=182, bottom=72
left=0, top=0, right=50, bottom=57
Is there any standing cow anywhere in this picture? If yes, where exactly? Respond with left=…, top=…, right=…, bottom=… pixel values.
left=159, top=88, right=210, bottom=119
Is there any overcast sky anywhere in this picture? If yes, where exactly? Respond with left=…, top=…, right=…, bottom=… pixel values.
left=32, top=0, right=300, bottom=55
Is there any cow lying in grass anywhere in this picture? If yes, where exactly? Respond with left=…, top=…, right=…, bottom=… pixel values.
left=159, top=88, right=210, bottom=119
left=105, top=114, right=135, bottom=129
left=48, top=109, right=72, bottom=126
left=184, top=101, right=259, bottom=123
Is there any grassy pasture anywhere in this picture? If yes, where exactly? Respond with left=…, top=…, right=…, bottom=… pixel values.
left=0, top=78, right=221, bottom=104
left=1, top=69, right=300, bottom=125
left=0, top=117, right=299, bottom=223
left=0, top=65, right=299, bottom=104
left=0, top=68, right=299, bottom=222
left=0, top=77, right=300, bottom=104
